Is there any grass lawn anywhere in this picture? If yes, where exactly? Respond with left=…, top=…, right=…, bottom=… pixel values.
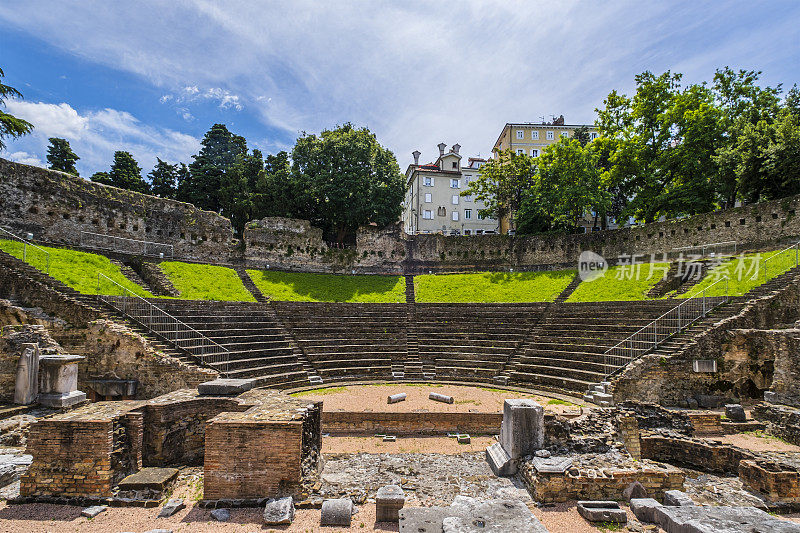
left=680, top=248, right=799, bottom=298
left=246, top=270, right=406, bottom=302
left=160, top=262, right=255, bottom=302
left=0, top=239, right=152, bottom=297
left=414, top=270, right=575, bottom=303
left=566, top=263, right=669, bottom=302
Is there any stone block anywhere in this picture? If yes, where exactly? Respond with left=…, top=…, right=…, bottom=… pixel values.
left=383, top=435, right=396, bottom=442
left=623, top=481, right=648, bottom=501
left=663, top=489, right=694, bottom=506
left=13, top=343, right=39, bottom=405
left=198, top=378, right=254, bottom=396
left=158, top=498, right=185, bottom=518
left=376, top=484, right=405, bottom=522
left=81, top=505, right=107, bottom=518
left=576, top=501, right=627, bottom=524
left=399, top=497, right=547, bottom=532
left=629, top=498, right=661, bottom=523
left=764, top=391, right=778, bottom=403
left=725, top=404, right=746, bottom=422
left=530, top=456, right=572, bottom=474
left=692, top=359, right=717, bottom=373
left=696, top=394, right=724, bottom=409
left=87, top=379, right=138, bottom=398
left=38, top=389, right=86, bottom=408
left=388, top=393, right=407, bottom=404
left=118, top=468, right=179, bottom=492
left=263, top=496, right=294, bottom=525
left=321, top=498, right=353, bottom=527
left=211, top=508, right=230, bottom=522
left=653, top=505, right=800, bottom=533
left=457, top=434, right=471, bottom=444
left=486, top=442, right=516, bottom=476
left=37, top=354, right=85, bottom=407
left=429, top=392, right=454, bottom=404
left=0, top=463, right=17, bottom=487
left=500, top=399, right=544, bottom=459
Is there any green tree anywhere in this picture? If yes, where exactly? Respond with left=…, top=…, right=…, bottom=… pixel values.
left=761, top=108, right=800, bottom=199
left=0, top=67, right=34, bottom=151
left=148, top=158, right=178, bottom=199
left=461, top=148, right=537, bottom=230
left=184, top=124, right=247, bottom=212
left=91, top=151, right=149, bottom=193
left=175, top=163, right=191, bottom=202
left=252, top=150, right=310, bottom=220
left=46, top=137, right=80, bottom=175
left=572, top=125, right=591, bottom=146
left=220, top=149, right=263, bottom=236
left=291, top=123, right=404, bottom=242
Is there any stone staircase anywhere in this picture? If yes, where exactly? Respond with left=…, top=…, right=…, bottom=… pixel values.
left=404, top=275, right=416, bottom=304
left=111, top=259, right=158, bottom=295
left=554, top=273, right=582, bottom=303
left=235, top=267, right=268, bottom=303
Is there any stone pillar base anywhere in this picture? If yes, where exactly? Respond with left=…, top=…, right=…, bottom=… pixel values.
left=38, top=390, right=87, bottom=408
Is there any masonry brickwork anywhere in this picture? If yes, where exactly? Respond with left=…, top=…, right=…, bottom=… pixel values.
left=0, top=158, right=232, bottom=262
left=321, top=410, right=502, bottom=435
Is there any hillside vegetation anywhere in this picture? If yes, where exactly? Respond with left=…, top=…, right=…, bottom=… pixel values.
left=247, top=270, right=406, bottom=302
left=414, top=270, right=575, bottom=303
left=566, top=263, right=669, bottom=302
left=161, top=262, right=255, bottom=302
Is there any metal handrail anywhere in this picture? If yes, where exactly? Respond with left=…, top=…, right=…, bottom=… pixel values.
left=80, top=231, right=174, bottom=259
left=95, top=273, right=229, bottom=372
left=762, top=240, right=800, bottom=281
left=0, top=226, right=51, bottom=274
left=602, top=276, right=729, bottom=377
left=672, top=240, right=737, bottom=258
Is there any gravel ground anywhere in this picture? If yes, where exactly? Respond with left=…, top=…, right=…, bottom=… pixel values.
left=531, top=502, right=661, bottom=533
left=294, top=383, right=584, bottom=414
left=322, top=435, right=495, bottom=454
left=709, top=433, right=800, bottom=453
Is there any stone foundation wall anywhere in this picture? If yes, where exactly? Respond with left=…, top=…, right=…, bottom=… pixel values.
left=640, top=434, right=754, bottom=474
left=0, top=158, right=233, bottom=262
left=739, top=459, right=800, bottom=503
left=753, top=403, right=800, bottom=445
left=321, top=410, right=502, bottom=435
left=687, top=412, right=723, bottom=436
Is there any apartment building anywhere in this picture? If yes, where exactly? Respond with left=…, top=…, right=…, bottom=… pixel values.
left=492, top=116, right=599, bottom=233
left=403, top=143, right=499, bottom=235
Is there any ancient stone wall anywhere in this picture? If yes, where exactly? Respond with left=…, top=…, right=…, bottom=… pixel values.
left=640, top=434, right=753, bottom=474
left=0, top=158, right=233, bottom=262
left=753, top=403, right=800, bottom=445
left=321, top=410, right=503, bottom=435
left=739, top=459, right=800, bottom=503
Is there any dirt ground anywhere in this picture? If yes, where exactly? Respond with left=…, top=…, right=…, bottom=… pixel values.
left=709, top=432, right=800, bottom=453
left=293, top=383, right=585, bottom=414
left=322, top=435, right=495, bottom=454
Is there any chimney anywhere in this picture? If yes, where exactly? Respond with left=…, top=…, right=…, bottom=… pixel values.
left=412, top=150, right=421, bottom=165
left=452, top=143, right=461, bottom=154
left=438, top=143, right=447, bottom=156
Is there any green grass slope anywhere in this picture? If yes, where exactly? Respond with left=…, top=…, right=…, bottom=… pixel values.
left=246, top=270, right=406, bottom=302
left=566, top=263, right=669, bottom=302
left=0, top=239, right=152, bottom=297
left=414, top=270, right=576, bottom=303
left=161, top=262, right=255, bottom=302
left=681, top=249, right=799, bottom=298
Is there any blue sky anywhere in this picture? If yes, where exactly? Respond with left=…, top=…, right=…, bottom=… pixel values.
left=1, top=1, right=799, bottom=177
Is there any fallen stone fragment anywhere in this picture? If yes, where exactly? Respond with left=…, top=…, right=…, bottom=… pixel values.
left=158, top=498, right=185, bottom=518
left=429, top=392, right=454, bottom=404
left=725, top=403, right=746, bottom=422
left=486, top=442, right=515, bottom=476
left=534, top=449, right=550, bottom=458
left=81, top=505, right=107, bottom=518
left=321, top=498, right=353, bottom=527
left=376, top=484, right=405, bottom=523
left=211, top=508, right=230, bottom=522
left=457, top=434, right=471, bottom=444
left=263, top=496, right=294, bottom=525
left=576, top=501, right=627, bottom=524
left=0, top=463, right=17, bottom=488
left=388, top=393, right=407, bottom=404
left=663, top=489, right=694, bottom=507
left=383, top=435, right=397, bottom=442
left=623, top=481, right=648, bottom=501
left=198, top=378, right=254, bottom=396
left=399, top=496, right=547, bottom=532
left=500, top=399, right=544, bottom=459
left=629, top=498, right=662, bottom=523
left=654, top=504, right=800, bottom=533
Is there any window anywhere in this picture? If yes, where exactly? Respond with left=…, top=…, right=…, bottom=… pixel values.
left=516, top=149, right=524, bottom=155
left=424, top=193, right=432, bottom=203
left=437, top=206, right=446, bottom=217
left=546, top=131, right=554, bottom=140
left=452, top=161, right=458, bottom=169
left=591, top=132, right=599, bottom=140
left=422, top=210, right=433, bottom=219
left=531, top=149, right=539, bottom=157
left=516, top=129, right=524, bottom=139
left=452, top=195, right=459, bottom=205
left=464, top=209, right=472, bottom=219
left=532, top=131, right=539, bottom=140
left=463, top=194, right=473, bottom=202
left=561, top=131, right=569, bottom=138
left=477, top=212, right=485, bottom=220
left=423, top=176, right=434, bottom=186
left=452, top=211, right=459, bottom=221
left=450, top=178, right=460, bottom=188
left=464, top=229, right=471, bottom=235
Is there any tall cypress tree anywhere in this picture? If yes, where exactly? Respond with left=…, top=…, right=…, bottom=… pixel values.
left=46, top=137, right=80, bottom=175
left=186, top=124, right=247, bottom=211
left=149, top=158, right=178, bottom=199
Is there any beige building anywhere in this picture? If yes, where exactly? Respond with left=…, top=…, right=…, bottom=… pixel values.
left=403, top=143, right=499, bottom=235
left=492, top=117, right=599, bottom=233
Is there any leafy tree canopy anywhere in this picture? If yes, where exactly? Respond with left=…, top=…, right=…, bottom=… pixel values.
left=0, top=67, right=34, bottom=151
left=148, top=158, right=178, bottom=199
left=46, top=137, right=80, bottom=176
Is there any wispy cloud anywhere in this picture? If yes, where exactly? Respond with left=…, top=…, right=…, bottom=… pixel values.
left=4, top=100, right=200, bottom=176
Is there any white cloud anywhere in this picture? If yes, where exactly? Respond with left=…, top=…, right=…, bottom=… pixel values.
left=3, top=100, right=200, bottom=176
left=6, top=151, right=44, bottom=167
left=1, top=1, right=798, bottom=168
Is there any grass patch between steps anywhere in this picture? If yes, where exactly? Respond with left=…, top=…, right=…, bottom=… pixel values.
left=678, top=249, right=798, bottom=298
left=0, top=239, right=152, bottom=297
left=160, top=261, right=256, bottom=302
left=414, top=270, right=576, bottom=303
left=290, top=386, right=348, bottom=397
left=246, top=270, right=406, bottom=302
left=566, top=263, right=669, bottom=302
